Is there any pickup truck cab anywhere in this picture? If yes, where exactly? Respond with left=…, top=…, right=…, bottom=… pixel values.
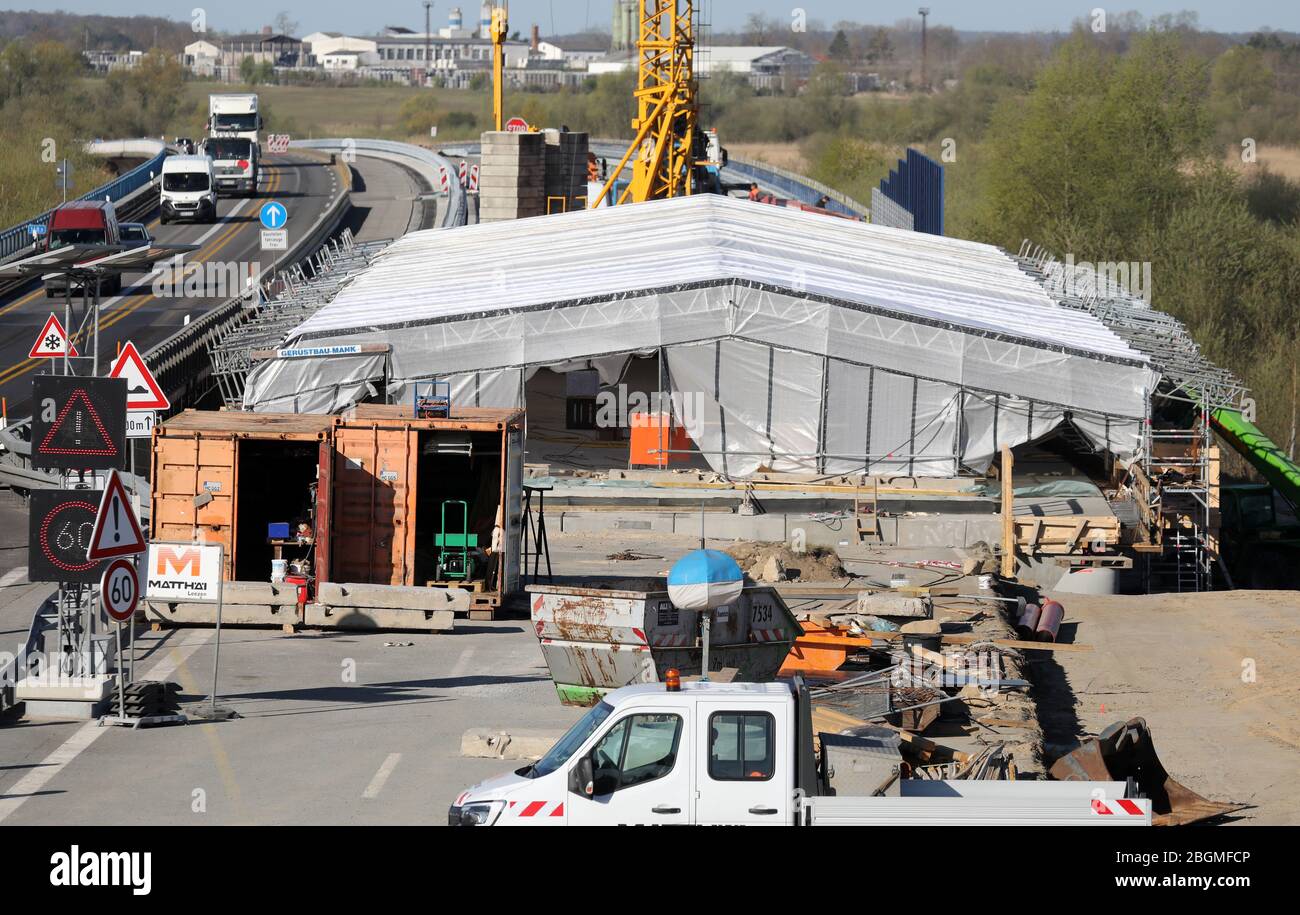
left=451, top=677, right=1152, bottom=826
left=41, top=200, right=123, bottom=297
left=202, top=136, right=259, bottom=196
left=160, top=154, right=218, bottom=224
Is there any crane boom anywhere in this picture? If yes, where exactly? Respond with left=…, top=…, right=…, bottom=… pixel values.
left=596, top=1, right=699, bottom=206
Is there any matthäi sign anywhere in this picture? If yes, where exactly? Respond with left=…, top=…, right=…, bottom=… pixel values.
left=145, top=541, right=223, bottom=603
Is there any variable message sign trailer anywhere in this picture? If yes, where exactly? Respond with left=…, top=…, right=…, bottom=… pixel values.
left=146, top=404, right=525, bottom=630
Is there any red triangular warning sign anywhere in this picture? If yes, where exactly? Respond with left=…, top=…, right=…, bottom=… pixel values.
left=107, top=341, right=169, bottom=410
left=38, top=388, right=120, bottom=458
left=88, top=470, right=146, bottom=561
left=29, top=314, right=79, bottom=359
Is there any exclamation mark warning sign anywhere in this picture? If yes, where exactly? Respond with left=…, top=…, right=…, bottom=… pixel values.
left=30, top=376, right=127, bottom=472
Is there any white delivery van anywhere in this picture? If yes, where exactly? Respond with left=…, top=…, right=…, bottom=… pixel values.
left=160, top=155, right=217, bottom=224
left=202, top=136, right=259, bottom=196
left=449, top=677, right=1154, bottom=827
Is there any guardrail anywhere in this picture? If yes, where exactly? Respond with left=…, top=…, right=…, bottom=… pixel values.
left=723, top=155, right=869, bottom=219
left=0, top=142, right=169, bottom=262
left=290, top=138, right=467, bottom=228
left=586, top=139, right=868, bottom=219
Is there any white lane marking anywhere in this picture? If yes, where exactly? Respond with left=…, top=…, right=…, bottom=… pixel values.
left=362, top=752, right=402, bottom=799
left=0, top=568, right=28, bottom=588
left=0, top=629, right=213, bottom=824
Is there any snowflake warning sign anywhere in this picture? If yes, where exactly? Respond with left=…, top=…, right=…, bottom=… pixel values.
left=29, top=313, right=79, bottom=359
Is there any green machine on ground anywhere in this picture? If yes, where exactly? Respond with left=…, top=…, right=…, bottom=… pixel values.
left=1210, top=408, right=1300, bottom=588
left=435, top=499, right=482, bottom=582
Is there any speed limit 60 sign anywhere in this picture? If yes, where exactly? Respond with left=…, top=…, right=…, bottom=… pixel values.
left=28, top=491, right=106, bottom=583
left=101, top=558, right=140, bottom=622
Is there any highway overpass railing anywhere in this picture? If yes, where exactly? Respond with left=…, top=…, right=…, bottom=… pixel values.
left=290, top=138, right=467, bottom=228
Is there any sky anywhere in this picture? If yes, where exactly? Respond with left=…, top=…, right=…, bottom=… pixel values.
left=16, top=0, right=1300, bottom=38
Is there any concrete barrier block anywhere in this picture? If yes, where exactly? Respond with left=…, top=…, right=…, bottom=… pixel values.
left=143, top=601, right=298, bottom=626
left=317, top=582, right=471, bottom=612
left=305, top=604, right=455, bottom=632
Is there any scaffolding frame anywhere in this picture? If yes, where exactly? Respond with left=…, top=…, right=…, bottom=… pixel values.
left=1015, top=241, right=1244, bottom=591
left=209, top=229, right=391, bottom=409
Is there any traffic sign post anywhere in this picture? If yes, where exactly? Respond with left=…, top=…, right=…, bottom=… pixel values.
left=28, top=491, right=106, bottom=583
left=146, top=542, right=232, bottom=720
left=87, top=470, right=146, bottom=562
left=99, top=558, right=138, bottom=727
left=260, top=201, right=288, bottom=229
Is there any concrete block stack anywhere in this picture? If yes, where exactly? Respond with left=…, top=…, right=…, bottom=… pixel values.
left=478, top=131, right=546, bottom=223
left=542, top=129, right=590, bottom=214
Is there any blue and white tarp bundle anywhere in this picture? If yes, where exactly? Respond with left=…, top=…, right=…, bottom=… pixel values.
left=667, top=550, right=745, bottom=611
left=243, top=194, right=1158, bottom=478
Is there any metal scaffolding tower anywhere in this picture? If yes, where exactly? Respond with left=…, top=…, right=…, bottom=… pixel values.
left=1014, top=241, right=1245, bottom=592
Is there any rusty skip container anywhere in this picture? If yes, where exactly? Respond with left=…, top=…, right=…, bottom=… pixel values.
left=528, top=584, right=803, bottom=706
left=331, top=403, right=525, bottom=616
left=150, top=410, right=334, bottom=583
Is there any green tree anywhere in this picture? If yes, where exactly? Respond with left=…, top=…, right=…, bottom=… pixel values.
left=969, top=31, right=1210, bottom=255
left=865, top=28, right=894, bottom=65
left=828, top=30, right=851, bottom=61
left=398, top=92, right=440, bottom=137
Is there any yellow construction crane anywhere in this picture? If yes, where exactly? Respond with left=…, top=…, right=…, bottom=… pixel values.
left=596, top=1, right=701, bottom=206
left=490, top=2, right=509, bottom=132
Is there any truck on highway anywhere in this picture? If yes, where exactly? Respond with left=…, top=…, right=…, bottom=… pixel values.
left=160, top=155, right=218, bottom=224
left=207, top=93, right=261, bottom=146
left=449, top=676, right=1152, bottom=826
left=40, top=199, right=123, bottom=297
left=201, top=136, right=260, bottom=197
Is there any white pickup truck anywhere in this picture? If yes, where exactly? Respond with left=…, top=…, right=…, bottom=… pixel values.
left=450, top=677, right=1153, bottom=826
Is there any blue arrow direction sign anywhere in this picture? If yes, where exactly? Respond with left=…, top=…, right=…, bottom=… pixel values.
left=259, top=200, right=288, bottom=230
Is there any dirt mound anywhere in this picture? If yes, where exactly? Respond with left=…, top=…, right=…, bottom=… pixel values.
left=725, top=541, right=848, bottom=583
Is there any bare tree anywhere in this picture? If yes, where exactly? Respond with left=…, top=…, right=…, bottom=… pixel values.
left=273, top=10, right=298, bottom=37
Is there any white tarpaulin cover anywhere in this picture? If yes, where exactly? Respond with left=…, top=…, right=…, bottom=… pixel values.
left=244, top=194, right=1158, bottom=476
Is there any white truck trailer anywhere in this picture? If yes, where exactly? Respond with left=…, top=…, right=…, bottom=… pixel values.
left=449, top=676, right=1153, bottom=826
left=208, top=93, right=261, bottom=146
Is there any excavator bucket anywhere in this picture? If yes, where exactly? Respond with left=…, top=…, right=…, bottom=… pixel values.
left=1049, top=718, right=1247, bottom=826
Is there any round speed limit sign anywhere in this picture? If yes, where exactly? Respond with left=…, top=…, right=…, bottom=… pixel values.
left=100, top=558, right=140, bottom=622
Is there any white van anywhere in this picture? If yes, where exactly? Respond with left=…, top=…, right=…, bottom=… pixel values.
left=160, top=155, right=217, bottom=225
